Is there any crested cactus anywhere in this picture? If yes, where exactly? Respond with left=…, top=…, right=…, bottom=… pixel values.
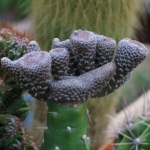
left=1, top=29, right=148, bottom=150
left=31, top=1, right=145, bottom=148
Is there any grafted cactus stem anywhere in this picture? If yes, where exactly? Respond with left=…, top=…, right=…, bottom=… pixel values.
left=41, top=101, right=90, bottom=150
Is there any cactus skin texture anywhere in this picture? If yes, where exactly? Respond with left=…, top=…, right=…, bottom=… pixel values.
left=1, top=30, right=148, bottom=150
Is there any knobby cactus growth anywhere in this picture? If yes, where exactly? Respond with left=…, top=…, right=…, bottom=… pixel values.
left=1, top=29, right=148, bottom=150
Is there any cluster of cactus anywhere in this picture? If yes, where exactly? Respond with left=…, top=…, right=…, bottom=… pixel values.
left=0, top=24, right=37, bottom=149
left=1, top=29, right=148, bottom=150
left=0, top=114, right=37, bottom=150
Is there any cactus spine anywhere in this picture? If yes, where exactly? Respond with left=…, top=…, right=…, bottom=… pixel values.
left=1, top=29, right=148, bottom=150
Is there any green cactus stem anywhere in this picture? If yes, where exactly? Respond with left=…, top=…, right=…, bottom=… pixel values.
left=1, top=30, right=148, bottom=150
left=41, top=100, right=90, bottom=150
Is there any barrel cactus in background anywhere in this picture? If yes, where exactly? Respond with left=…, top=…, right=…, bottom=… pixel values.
left=114, top=118, right=150, bottom=150
left=0, top=24, right=38, bottom=149
left=104, top=96, right=150, bottom=150
left=1, top=29, right=148, bottom=150
left=31, top=0, right=143, bottom=49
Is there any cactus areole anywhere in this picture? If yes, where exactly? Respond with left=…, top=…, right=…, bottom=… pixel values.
left=1, top=30, right=148, bottom=150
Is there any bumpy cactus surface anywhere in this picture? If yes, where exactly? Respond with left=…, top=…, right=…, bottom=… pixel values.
left=1, top=29, right=148, bottom=150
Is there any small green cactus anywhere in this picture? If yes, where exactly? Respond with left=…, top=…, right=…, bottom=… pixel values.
left=2, top=29, right=148, bottom=150
left=115, top=119, right=150, bottom=150
left=0, top=114, right=37, bottom=150
left=112, top=93, right=150, bottom=150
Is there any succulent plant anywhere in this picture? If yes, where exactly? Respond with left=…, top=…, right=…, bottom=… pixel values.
left=0, top=114, right=37, bottom=150
left=0, top=23, right=31, bottom=119
left=0, top=23, right=39, bottom=149
left=106, top=92, right=150, bottom=150
left=1, top=29, right=148, bottom=150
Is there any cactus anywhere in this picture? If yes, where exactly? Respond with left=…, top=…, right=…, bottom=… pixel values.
left=30, top=2, right=145, bottom=148
left=0, top=23, right=39, bottom=149
left=112, top=96, right=150, bottom=150
left=1, top=29, right=148, bottom=150
left=114, top=119, right=150, bottom=150
left=0, top=114, right=37, bottom=150
left=0, top=23, right=31, bottom=119
left=31, top=0, right=143, bottom=50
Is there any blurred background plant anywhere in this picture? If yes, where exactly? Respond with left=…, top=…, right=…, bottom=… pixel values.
left=0, top=0, right=30, bottom=20
left=0, top=0, right=150, bottom=150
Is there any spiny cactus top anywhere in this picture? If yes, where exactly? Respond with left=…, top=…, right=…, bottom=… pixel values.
left=0, top=24, right=34, bottom=119
left=1, top=30, right=148, bottom=103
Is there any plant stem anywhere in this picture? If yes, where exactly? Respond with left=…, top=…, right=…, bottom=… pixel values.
left=41, top=100, right=90, bottom=150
